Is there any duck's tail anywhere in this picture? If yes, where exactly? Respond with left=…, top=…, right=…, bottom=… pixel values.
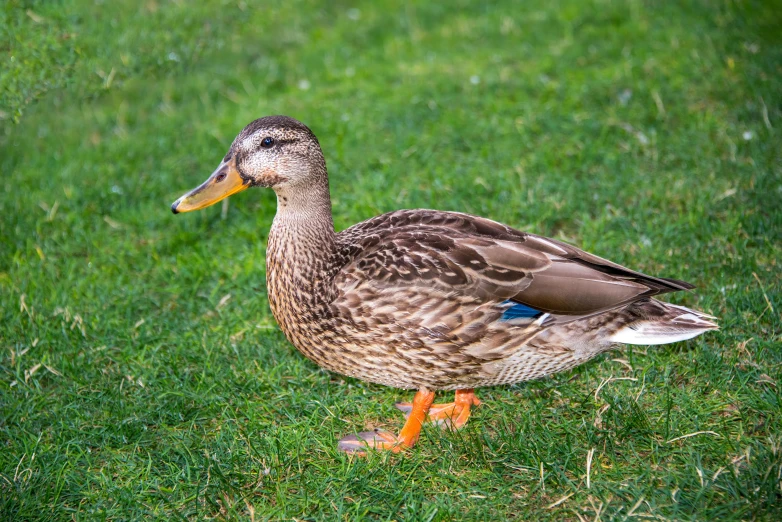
left=609, top=299, right=718, bottom=345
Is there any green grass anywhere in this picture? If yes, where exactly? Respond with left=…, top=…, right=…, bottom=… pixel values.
left=2, top=0, right=781, bottom=519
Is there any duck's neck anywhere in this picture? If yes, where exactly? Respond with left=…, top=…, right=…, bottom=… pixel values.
left=274, top=174, right=333, bottom=222
left=266, top=175, right=336, bottom=310
left=270, top=176, right=335, bottom=250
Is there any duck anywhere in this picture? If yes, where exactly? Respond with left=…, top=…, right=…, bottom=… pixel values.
left=171, top=115, right=718, bottom=454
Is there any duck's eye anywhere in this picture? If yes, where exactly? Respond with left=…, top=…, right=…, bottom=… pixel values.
left=261, top=137, right=275, bottom=148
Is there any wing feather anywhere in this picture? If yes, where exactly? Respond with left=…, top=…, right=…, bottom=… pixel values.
left=333, top=210, right=693, bottom=326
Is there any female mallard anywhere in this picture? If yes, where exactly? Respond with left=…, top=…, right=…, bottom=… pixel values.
left=172, top=115, right=717, bottom=454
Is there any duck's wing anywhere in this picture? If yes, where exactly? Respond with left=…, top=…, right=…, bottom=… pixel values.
left=332, top=210, right=693, bottom=326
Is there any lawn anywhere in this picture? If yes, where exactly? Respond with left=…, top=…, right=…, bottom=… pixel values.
left=1, top=0, right=781, bottom=519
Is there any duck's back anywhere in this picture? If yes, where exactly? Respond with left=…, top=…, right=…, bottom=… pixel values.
left=332, top=208, right=692, bottom=319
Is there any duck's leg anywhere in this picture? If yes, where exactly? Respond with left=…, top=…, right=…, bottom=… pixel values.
left=396, top=388, right=481, bottom=430
left=338, top=387, right=436, bottom=455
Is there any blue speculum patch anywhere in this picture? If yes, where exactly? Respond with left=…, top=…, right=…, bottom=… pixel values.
left=501, top=300, right=544, bottom=321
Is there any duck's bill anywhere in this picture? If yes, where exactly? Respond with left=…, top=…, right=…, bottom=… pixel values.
left=171, top=157, right=250, bottom=214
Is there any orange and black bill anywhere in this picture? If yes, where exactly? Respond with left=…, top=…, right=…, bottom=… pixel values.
left=171, top=156, right=250, bottom=214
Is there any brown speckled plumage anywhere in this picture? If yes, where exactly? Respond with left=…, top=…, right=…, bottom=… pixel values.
left=266, top=205, right=713, bottom=390
left=173, top=115, right=718, bottom=451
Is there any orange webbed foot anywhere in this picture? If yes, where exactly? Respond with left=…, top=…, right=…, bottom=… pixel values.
left=396, top=388, right=481, bottom=430
left=338, top=388, right=436, bottom=455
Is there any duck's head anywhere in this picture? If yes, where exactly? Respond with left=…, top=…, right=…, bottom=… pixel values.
left=171, top=115, right=325, bottom=214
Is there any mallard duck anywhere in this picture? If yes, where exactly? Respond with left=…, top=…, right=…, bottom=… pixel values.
left=171, top=115, right=717, bottom=454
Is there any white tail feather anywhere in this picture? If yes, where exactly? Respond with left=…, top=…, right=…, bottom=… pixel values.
left=610, top=305, right=718, bottom=346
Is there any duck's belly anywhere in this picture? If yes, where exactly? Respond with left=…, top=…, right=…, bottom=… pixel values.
left=274, top=314, right=614, bottom=391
